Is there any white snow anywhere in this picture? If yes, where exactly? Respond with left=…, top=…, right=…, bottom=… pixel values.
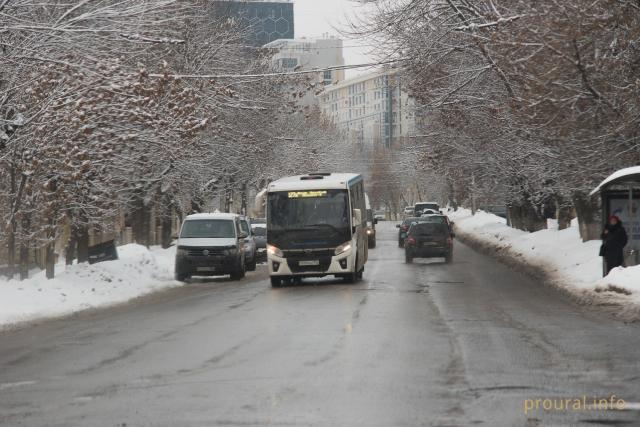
left=449, top=208, right=640, bottom=307
left=0, top=244, right=179, bottom=329
left=590, top=166, right=640, bottom=195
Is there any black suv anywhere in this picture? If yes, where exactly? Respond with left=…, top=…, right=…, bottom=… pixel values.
left=404, top=222, right=454, bottom=264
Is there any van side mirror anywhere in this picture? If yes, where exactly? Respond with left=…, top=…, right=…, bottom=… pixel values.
left=353, top=209, right=362, bottom=227
left=374, top=218, right=378, bottom=225
left=239, top=232, right=248, bottom=239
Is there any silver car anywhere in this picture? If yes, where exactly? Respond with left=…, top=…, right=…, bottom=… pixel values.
left=239, top=217, right=257, bottom=271
left=250, top=219, right=267, bottom=262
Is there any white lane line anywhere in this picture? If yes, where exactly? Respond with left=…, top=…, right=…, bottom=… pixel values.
left=0, top=380, right=37, bottom=390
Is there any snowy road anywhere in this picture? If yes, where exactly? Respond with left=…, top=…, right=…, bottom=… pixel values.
left=1, top=223, right=639, bottom=426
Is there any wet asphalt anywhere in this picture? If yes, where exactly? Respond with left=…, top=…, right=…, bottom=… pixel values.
left=0, top=223, right=639, bottom=427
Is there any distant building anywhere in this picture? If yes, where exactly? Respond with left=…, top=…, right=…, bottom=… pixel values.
left=264, top=37, right=345, bottom=106
left=212, top=0, right=294, bottom=47
left=264, top=37, right=345, bottom=85
left=317, top=68, right=416, bottom=147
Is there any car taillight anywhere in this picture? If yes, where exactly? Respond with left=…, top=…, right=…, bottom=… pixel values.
left=447, top=237, right=453, bottom=245
left=407, top=237, right=416, bottom=245
left=401, top=224, right=409, bottom=231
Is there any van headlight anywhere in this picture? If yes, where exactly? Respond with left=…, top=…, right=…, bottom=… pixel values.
left=267, top=244, right=283, bottom=258
left=223, top=247, right=237, bottom=256
left=334, top=242, right=352, bottom=256
left=177, top=248, right=188, bottom=257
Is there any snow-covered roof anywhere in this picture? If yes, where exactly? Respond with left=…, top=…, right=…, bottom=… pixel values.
left=590, top=166, right=640, bottom=196
left=185, top=213, right=240, bottom=220
left=268, top=173, right=361, bottom=192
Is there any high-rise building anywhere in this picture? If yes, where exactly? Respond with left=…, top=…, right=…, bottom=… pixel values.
left=263, top=37, right=345, bottom=85
left=263, top=37, right=345, bottom=106
left=317, top=68, right=416, bottom=147
left=212, top=0, right=294, bottom=47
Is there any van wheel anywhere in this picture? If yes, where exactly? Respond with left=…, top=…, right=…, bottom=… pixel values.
left=230, top=261, right=245, bottom=280
left=175, top=273, right=190, bottom=282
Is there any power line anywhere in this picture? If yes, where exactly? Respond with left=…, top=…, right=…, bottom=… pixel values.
left=148, top=57, right=409, bottom=80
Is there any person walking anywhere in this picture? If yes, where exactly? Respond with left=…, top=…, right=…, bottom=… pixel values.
left=600, top=215, right=628, bottom=274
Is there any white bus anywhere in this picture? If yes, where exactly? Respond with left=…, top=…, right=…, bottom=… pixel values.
left=266, top=173, right=368, bottom=287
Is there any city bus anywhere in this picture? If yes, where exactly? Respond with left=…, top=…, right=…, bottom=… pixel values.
left=266, top=173, right=368, bottom=287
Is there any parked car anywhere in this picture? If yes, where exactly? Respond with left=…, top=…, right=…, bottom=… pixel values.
left=239, top=217, right=257, bottom=271
left=414, top=202, right=440, bottom=216
left=174, top=213, right=248, bottom=282
left=251, top=222, right=267, bottom=262
left=404, top=222, right=454, bottom=264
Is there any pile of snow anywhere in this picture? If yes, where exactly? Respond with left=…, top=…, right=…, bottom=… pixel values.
left=449, top=208, right=640, bottom=307
left=0, top=244, right=179, bottom=329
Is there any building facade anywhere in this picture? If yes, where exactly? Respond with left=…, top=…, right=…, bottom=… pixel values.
left=317, top=69, right=416, bottom=147
left=212, top=0, right=294, bottom=47
left=263, top=37, right=345, bottom=85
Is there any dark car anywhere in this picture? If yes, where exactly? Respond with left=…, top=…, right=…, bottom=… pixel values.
left=251, top=223, right=267, bottom=262
left=404, top=222, right=453, bottom=264
left=396, top=217, right=421, bottom=247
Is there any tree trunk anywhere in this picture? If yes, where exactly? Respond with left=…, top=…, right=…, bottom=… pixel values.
left=573, top=192, right=600, bottom=241
left=45, top=241, right=55, bottom=279
left=556, top=198, right=573, bottom=230
left=77, top=224, right=89, bottom=263
left=7, top=225, right=15, bottom=277
left=65, top=224, right=78, bottom=265
left=160, top=193, right=173, bottom=249
left=19, top=214, right=30, bottom=281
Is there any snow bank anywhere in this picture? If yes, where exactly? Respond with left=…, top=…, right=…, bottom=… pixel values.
left=0, top=244, right=179, bottom=329
left=449, top=209, right=640, bottom=316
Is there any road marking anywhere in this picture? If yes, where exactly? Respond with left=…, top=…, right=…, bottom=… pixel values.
left=617, top=402, right=640, bottom=411
left=0, top=380, right=37, bottom=390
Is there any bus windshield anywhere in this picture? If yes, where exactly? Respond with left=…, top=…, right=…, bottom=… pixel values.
left=267, top=189, right=350, bottom=249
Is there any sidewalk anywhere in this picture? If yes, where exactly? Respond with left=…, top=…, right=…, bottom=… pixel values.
left=0, top=244, right=180, bottom=330
left=449, top=209, right=640, bottom=321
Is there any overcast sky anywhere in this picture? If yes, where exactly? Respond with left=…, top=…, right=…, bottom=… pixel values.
left=293, top=0, right=374, bottom=77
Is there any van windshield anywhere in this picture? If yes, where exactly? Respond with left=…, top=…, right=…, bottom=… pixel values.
left=180, top=220, right=235, bottom=238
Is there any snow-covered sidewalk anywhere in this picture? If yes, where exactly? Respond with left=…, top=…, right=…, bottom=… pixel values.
left=0, top=244, right=181, bottom=329
left=449, top=209, right=640, bottom=320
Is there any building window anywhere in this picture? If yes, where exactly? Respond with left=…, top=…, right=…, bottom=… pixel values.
left=279, top=58, right=298, bottom=69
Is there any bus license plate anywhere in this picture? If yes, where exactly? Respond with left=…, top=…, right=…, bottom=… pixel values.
left=197, top=266, right=216, bottom=272
left=299, top=260, right=320, bottom=266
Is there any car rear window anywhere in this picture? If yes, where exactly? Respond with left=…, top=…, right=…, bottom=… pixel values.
left=409, top=223, right=449, bottom=235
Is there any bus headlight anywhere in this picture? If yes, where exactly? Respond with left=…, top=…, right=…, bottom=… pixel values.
left=267, top=244, right=283, bottom=258
left=334, top=242, right=352, bottom=256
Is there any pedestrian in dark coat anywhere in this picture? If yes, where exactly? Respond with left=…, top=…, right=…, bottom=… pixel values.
left=600, top=215, right=628, bottom=274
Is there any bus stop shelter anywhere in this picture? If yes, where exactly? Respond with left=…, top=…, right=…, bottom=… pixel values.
left=590, top=166, right=640, bottom=272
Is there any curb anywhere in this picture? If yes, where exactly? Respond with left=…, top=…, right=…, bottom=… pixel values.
left=454, top=227, right=640, bottom=323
